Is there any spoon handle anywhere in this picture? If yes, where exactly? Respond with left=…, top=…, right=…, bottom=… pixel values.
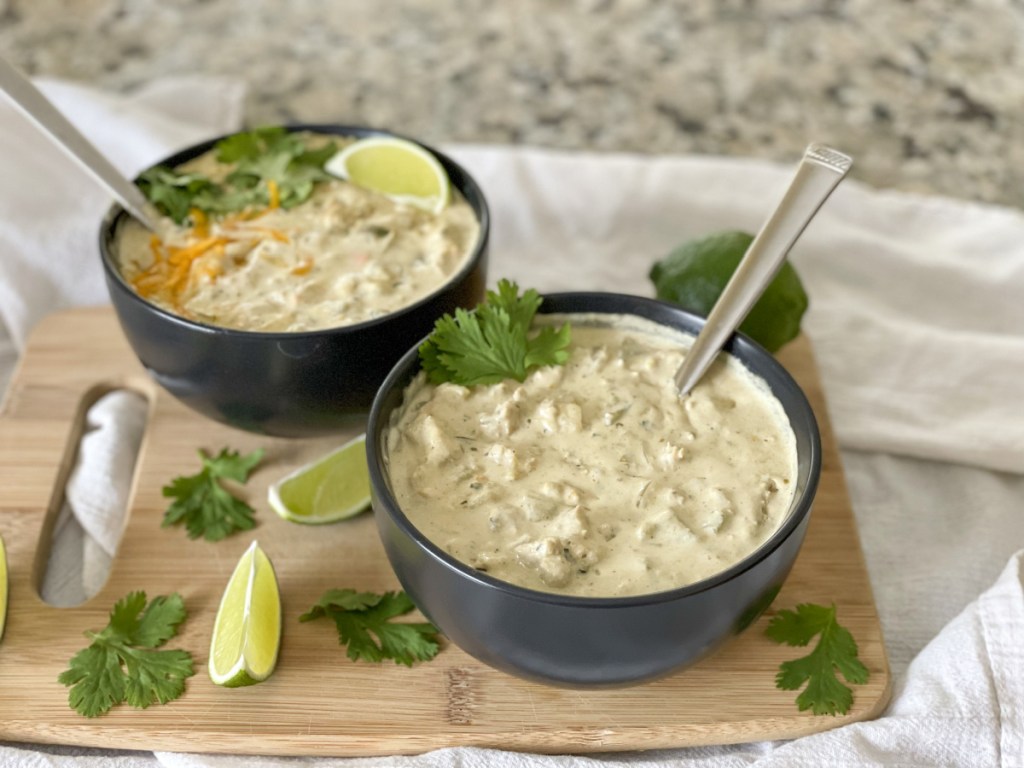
left=674, top=143, right=852, bottom=396
left=0, top=57, right=160, bottom=231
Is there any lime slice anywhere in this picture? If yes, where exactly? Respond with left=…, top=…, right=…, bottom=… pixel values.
left=325, top=137, right=450, bottom=213
left=208, top=541, right=281, bottom=687
left=0, top=534, right=7, bottom=643
left=268, top=434, right=371, bottom=525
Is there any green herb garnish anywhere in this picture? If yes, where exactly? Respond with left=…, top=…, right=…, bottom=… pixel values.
left=58, top=592, right=194, bottom=718
left=418, top=279, right=571, bottom=386
left=162, top=447, right=264, bottom=541
left=136, top=167, right=220, bottom=225
left=300, top=589, right=441, bottom=666
left=766, top=603, right=870, bottom=716
left=649, top=230, right=809, bottom=353
left=216, top=126, right=337, bottom=209
left=137, top=126, right=336, bottom=224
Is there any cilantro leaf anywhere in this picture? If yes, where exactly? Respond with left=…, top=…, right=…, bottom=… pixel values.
left=487, top=278, right=541, bottom=330
left=526, top=324, right=573, bottom=369
left=162, top=448, right=263, bottom=541
left=58, top=592, right=194, bottom=718
left=766, top=603, right=870, bottom=716
left=136, top=127, right=336, bottom=223
left=136, top=166, right=220, bottom=224
left=299, top=588, right=441, bottom=666
left=418, top=279, right=571, bottom=386
left=219, top=126, right=334, bottom=210
left=214, top=125, right=284, bottom=163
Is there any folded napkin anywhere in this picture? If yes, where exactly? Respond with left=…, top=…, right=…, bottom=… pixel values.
left=40, top=389, right=148, bottom=607
left=1, top=79, right=1022, bottom=768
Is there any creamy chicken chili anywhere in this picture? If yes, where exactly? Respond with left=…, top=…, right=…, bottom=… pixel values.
left=385, top=314, right=798, bottom=597
left=117, top=134, right=480, bottom=332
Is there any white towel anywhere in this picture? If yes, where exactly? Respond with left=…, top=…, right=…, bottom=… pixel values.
left=0, top=79, right=1021, bottom=767
left=40, top=389, right=149, bottom=607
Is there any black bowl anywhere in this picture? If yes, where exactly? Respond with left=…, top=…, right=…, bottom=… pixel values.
left=99, top=124, right=489, bottom=437
left=367, top=292, right=821, bottom=687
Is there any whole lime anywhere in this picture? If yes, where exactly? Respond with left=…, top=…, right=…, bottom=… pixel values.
left=649, top=230, right=809, bottom=353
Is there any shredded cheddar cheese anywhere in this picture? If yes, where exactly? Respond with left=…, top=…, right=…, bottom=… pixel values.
left=130, top=209, right=280, bottom=313
left=190, top=208, right=210, bottom=238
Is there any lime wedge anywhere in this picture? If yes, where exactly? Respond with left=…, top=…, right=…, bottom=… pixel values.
left=208, top=541, right=281, bottom=687
left=0, top=534, right=7, bottom=642
left=268, top=434, right=371, bottom=525
left=325, top=137, right=450, bottom=213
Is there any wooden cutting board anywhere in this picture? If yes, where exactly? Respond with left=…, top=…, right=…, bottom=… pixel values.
left=0, top=307, right=890, bottom=756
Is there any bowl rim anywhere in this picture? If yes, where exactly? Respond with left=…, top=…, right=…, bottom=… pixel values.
left=97, top=122, right=491, bottom=339
left=367, top=291, right=822, bottom=608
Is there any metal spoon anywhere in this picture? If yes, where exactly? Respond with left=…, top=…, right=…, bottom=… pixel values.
left=673, top=143, right=852, bottom=396
left=0, top=57, right=161, bottom=231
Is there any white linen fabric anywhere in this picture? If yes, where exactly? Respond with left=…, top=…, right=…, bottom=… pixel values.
left=40, top=389, right=149, bottom=607
left=0, top=80, right=1021, bottom=767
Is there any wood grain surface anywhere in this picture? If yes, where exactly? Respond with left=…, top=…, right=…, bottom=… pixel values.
left=0, top=307, right=890, bottom=756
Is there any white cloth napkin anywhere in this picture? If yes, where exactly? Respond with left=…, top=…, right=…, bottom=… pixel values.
left=1, top=80, right=1022, bottom=767
left=40, top=389, right=149, bottom=607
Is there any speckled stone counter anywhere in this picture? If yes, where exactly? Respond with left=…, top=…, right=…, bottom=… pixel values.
left=2, top=0, right=1021, bottom=207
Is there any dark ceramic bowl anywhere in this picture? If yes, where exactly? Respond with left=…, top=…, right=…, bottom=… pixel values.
left=99, top=124, right=489, bottom=437
left=368, top=292, right=821, bottom=687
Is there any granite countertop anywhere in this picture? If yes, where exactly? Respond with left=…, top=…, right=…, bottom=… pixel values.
left=1, top=0, right=1021, bottom=208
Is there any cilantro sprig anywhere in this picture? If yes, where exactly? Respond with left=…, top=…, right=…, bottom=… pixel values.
left=766, top=603, right=870, bottom=716
left=162, top=448, right=264, bottom=541
left=419, top=279, right=571, bottom=386
left=136, top=167, right=220, bottom=225
left=137, top=126, right=336, bottom=224
left=300, top=589, right=441, bottom=666
left=58, top=592, right=194, bottom=718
